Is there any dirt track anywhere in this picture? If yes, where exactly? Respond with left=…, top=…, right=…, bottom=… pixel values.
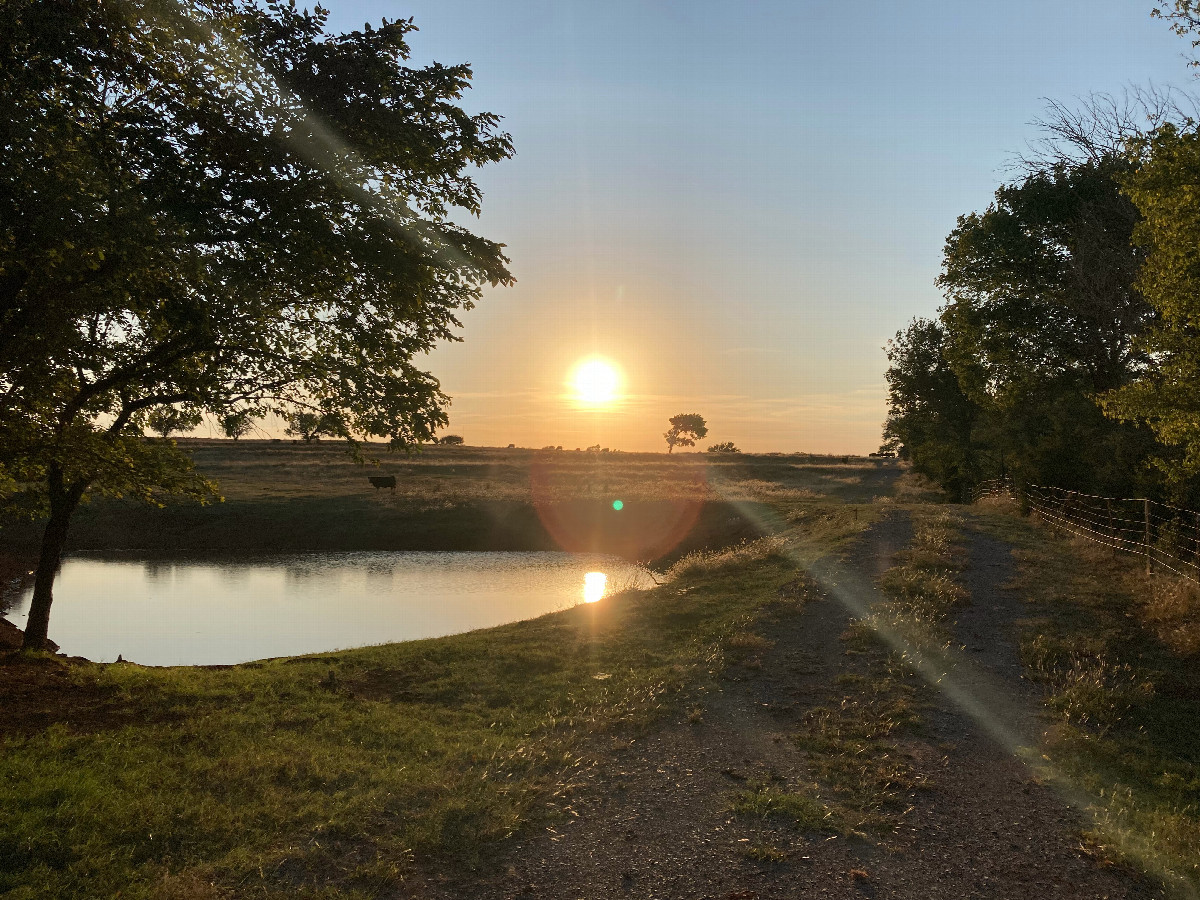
left=424, top=512, right=1160, bottom=899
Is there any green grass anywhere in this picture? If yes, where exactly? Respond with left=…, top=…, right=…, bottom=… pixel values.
left=793, top=670, right=925, bottom=834
left=860, top=509, right=967, bottom=659
left=0, top=484, right=886, bottom=900
left=0, top=539, right=799, bottom=899
left=730, top=779, right=833, bottom=831
left=972, top=498, right=1200, bottom=896
left=0, top=443, right=896, bottom=897
left=792, top=507, right=963, bottom=836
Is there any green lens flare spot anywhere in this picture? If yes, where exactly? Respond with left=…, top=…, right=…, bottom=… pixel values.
left=612, top=500, right=624, bottom=511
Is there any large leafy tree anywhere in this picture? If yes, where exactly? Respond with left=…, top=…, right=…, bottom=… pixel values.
left=663, top=414, right=708, bottom=454
left=935, top=158, right=1157, bottom=494
left=0, top=0, right=513, bottom=649
left=1097, top=8, right=1200, bottom=492
left=1102, top=124, right=1200, bottom=487
left=882, top=319, right=981, bottom=499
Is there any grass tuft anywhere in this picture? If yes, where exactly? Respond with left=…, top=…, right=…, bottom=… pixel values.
left=730, top=781, right=833, bottom=831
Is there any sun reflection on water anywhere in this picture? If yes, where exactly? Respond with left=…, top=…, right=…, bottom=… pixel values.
left=583, top=571, right=607, bottom=603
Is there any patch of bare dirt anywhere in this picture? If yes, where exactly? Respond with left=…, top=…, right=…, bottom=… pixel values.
left=0, top=652, right=150, bottom=739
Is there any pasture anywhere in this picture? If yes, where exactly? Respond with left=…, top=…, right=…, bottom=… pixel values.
left=1, top=441, right=898, bottom=561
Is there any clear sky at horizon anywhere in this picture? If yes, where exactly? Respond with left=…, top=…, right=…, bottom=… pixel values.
left=315, top=1, right=1194, bottom=453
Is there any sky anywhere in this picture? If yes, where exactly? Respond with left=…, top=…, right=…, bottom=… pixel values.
left=312, top=1, right=1194, bottom=453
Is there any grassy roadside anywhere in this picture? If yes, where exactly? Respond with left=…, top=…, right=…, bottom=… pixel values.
left=972, top=499, right=1200, bottom=896
left=786, top=506, right=965, bottom=836
left=0, top=497, right=878, bottom=900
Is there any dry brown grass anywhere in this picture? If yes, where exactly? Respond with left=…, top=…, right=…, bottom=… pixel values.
left=1142, top=575, right=1200, bottom=657
left=727, top=631, right=775, bottom=652
left=665, top=536, right=788, bottom=579
left=971, top=506, right=1200, bottom=894
left=972, top=492, right=1200, bottom=659
left=1047, top=533, right=1200, bottom=660
left=151, top=872, right=224, bottom=900
left=889, top=470, right=947, bottom=504
left=176, top=440, right=899, bottom=507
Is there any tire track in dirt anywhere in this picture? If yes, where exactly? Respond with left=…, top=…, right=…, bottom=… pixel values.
left=420, top=512, right=1160, bottom=899
left=418, top=515, right=904, bottom=899
left=839, top=515, right=1159, bottom=899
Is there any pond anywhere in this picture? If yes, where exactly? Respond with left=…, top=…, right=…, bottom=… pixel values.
left=3, top=551, right=655, bottom=667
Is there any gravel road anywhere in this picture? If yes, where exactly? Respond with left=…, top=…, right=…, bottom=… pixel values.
left=420, top=512, right=1160, bottom=899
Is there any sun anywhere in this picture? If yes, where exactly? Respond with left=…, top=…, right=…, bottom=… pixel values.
left=571, top=358, right=620, bottom=405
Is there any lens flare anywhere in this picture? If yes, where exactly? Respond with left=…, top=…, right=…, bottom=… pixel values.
left=583, top=571, right=607, bottom=603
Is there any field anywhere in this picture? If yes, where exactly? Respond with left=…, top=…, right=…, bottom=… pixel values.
left=1, top=441, right=898, bottom=562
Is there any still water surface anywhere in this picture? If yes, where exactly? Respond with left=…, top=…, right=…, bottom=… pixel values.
left=6, top=551, right=652, bottom=667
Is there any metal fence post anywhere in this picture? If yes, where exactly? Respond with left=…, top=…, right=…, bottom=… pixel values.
left=1145, top=498, right=1152, bottom=577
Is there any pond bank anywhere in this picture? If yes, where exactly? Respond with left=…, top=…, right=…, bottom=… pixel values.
left=0, top=498, right=774, bottom=566
left=0, top=534, right=808, bottom=899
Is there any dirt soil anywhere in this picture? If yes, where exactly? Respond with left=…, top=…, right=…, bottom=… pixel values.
left=420, top=512, right=1161, bottom=899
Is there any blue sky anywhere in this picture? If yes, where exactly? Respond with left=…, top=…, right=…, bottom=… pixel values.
left=319, top=1, right=1192, bottom=452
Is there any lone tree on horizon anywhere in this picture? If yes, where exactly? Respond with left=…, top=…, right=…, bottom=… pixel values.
left=664, top=414, right=708, bottom=454
left=0, top=0, right=513, bottom=650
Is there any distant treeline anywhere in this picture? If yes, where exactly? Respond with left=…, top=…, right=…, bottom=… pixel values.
left=884, top=84, right=1200, bottom=505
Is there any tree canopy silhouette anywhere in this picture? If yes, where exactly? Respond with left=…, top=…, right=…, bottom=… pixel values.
left=664, top=414, right=708, bottom=454
left=885, top=153, right=1159, bottom=499
left=0, top=0, right=513, bottom=649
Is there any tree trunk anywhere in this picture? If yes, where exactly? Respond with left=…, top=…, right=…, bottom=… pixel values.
left=21, top=469, right=87, bottom=651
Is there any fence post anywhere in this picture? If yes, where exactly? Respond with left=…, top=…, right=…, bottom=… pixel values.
left=1145, top=498, right=1152, bottom=577
left=1107, top=499, right=1116, bottom=557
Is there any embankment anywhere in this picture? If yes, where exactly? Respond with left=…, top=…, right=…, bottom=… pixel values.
left=0, top=497, right=775, bottom=567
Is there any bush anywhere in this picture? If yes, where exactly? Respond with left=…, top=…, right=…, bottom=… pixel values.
left=438, top=435, right=464, bottom=445
left=707, top=442, right=740, bottom=453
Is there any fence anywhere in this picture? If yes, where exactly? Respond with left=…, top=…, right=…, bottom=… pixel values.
left=973, top=478, right=1200, bottom=583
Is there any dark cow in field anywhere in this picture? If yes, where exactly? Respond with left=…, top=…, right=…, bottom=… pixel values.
left=368, top=475, right=397, bottom=491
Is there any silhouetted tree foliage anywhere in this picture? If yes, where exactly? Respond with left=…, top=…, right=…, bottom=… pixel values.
left=284, top=411, right=344, bottom=443
left=706, top=442, right=740, bottom=453
left=219, top=409, right=258, bottom=441
left=885, top=155, right=1161, bottom=499
left=883, top=319, right=980, bottom=499
left=664, top=414, right=708, bottom=454
left=0, top=0, right=513, bottom=648
left=437, top=434, right=464, bottom=445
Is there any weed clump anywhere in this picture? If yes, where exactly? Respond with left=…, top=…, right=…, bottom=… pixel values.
left=730, top=781, right=833, bottom=831
left=666, top=536, right=786, bottom=579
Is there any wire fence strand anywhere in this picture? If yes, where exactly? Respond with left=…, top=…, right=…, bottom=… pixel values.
left=973, top=478, right=1200, bottom=583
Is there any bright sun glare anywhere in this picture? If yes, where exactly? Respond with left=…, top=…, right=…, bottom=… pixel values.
left=583, top=571, right=607, bottom=603
left=571, top=358, right=620, bottom=405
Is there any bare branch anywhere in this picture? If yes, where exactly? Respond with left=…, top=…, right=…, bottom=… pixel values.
left=1017, top=85, right=1200, bottom=173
